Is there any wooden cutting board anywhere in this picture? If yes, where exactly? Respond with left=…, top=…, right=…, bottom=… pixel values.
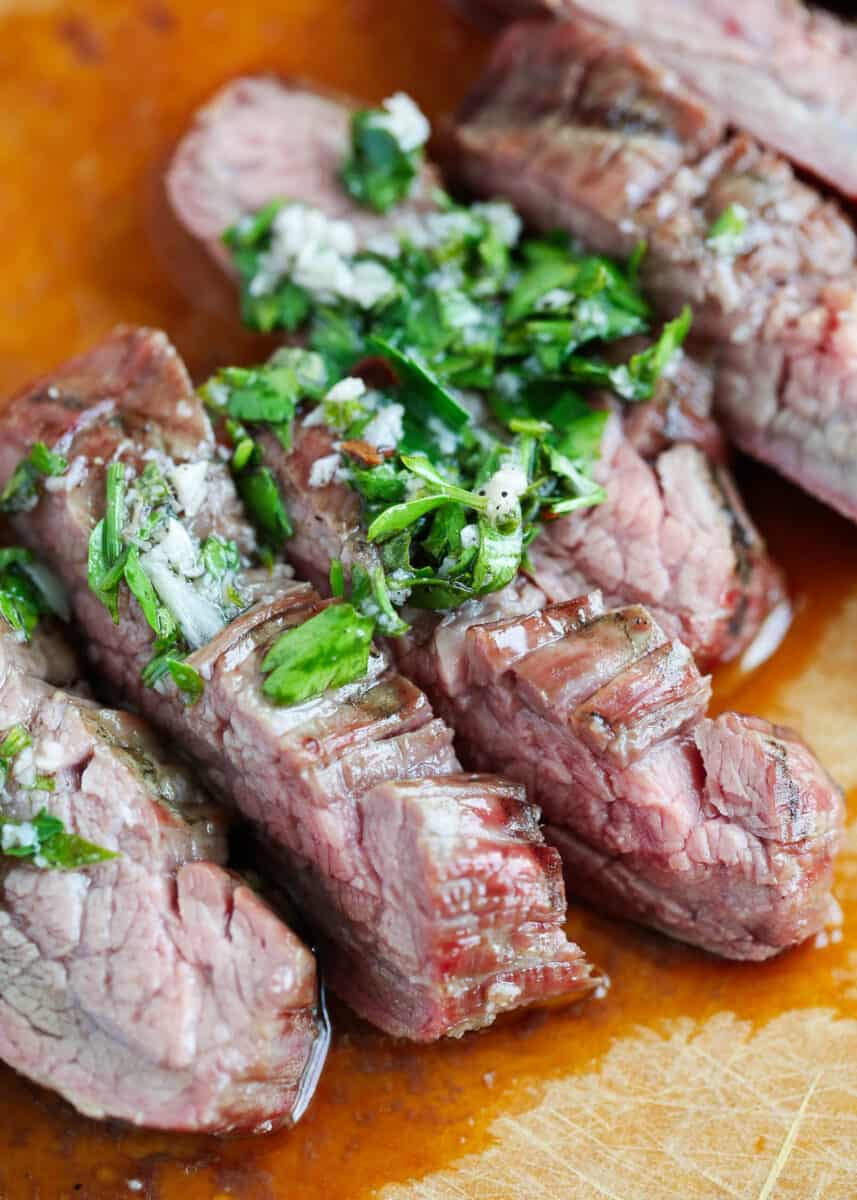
left=0, top=2, right=855, bottom=1196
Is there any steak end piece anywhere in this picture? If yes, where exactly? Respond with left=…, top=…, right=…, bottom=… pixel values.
left=294, top=773, right=599, bottom=1039
left=167, top=75, right=440, bottom=272
left=449, top=15, right=857, bottom=526
left=0, top=626, right=326, bottom=1133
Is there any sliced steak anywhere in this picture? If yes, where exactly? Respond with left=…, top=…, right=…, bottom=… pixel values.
left=261, top=421, right=842, bottom=958
left=166, top=74, right=785, bottom=666
left=395, top=595, right=843, bottom=960
left=166, top=76, right=439, bottom=271
left=450, top=0, right=857, bottom=200
left=0, top=328, right=597, bottom=1040
left=0, top=616, right=324, bottom=1132
left=449, top=17, right=857, bottom=523
left=528, top=408, right=786, bottom=668
left=265, top=403, right=785, bottom=668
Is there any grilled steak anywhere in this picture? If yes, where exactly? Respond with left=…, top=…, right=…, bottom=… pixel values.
left=397, top=594, right=843, bottom=960
left=261, top=419, right=843, bottom=959
left=167, top=76, right=439, bottom=271
left=449, top=0, right=857, bottom=200
left=449, top=17, right=857, bottom=523
left=0, top=327, right=597, bottom=1039
left=0, top=609, right=324, bottom=1132
left=527, top=407, right=785, bottom=668
left=264, top=401, right=784, bottom=670
left=167, top=76, right=785, bottom=667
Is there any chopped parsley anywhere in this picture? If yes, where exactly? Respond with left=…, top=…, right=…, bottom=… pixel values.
left=706, top=203, right=749, bottom=256
left=0, top=548, right=63, bottom=639
left=341, top=93, right=430, bottom=213
left=200, top=353, right=327, bottom=553
left=0, top=442, right=68, bottom=513
left=0, top=806, right=116, bottom=870
left=0, top=725, right=32, bottom=782
left=87, top=458, right=245, bottom=702
left=261, top=602, right=374, bottom=705
left=0, top=726, right=115, bottom=869
left=199, top=104, right=695, bottom=703
left=214, top=197, right=689, bottom=634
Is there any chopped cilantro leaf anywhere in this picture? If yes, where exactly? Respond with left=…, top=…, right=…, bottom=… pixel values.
left=341, top=101, right=427, bottom=213
left=0, top=549, right=57, bottom=640
left=0, top=443, right=68, bottom=512
left=261, top=602, right=375, bottom=705
left=0, top=806, right=116, bottom=870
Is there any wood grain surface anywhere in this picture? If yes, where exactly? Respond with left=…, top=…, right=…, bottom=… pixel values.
left=0, top=2, right=855, bottom=1197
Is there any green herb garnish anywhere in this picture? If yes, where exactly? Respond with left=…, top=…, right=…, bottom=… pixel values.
left=0, top=443, right=68, bottom=512
left=215, top=106, right=693, bottom=642
left=340, top=95, right=430, bottom=213
left=706, top=203, right=749, bottom=256
left=87, top=460, right=246, bottom=702
left=261, top=602, right=374, bottom=704
left=0, top=548, right=59, bottom=639
left=0, top=806, right=116, bottom=870
left=0, top=725, right=31, bottom=783
left=0, top=726, right=115, bottom=868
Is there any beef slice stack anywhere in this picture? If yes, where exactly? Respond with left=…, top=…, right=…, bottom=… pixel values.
left=0, top=326, right=598, bottom=1040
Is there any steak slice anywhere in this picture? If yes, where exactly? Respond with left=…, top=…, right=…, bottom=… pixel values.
left=449, top=0, right=857, bottom=200
left=449, top=17, right=857, bottom=523
left=266, top=404, right=785, bottom=669
left=166, top=74, right=785, bottom=667
left=166, top=76, right=440, bottom=271
left=396, top=595, right=843, bottom=960
left=261, top=423, right=842, bottom=958
left=527, top=408, right=786, bottom=668
left=0, top=616, right=324, bottom=1133
left=0, top=328, right=597, bottom=1040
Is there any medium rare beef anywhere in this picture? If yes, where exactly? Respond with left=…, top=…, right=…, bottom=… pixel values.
left=261, top=421, right=842, bottom=959
left=396, top=596, right=843, bottom=959
left=450, top=0, right=857, bottom=200
left=166, top=76, right=787, bottom=665
left=264, top=402, right=785, bottom=669
left=0, top=614, right=324, bottom=1132
left=527, top=410, right=786, bottom=668
left=167, top=76, right=439, bottom=270
left=0, top=327, right=597, bottom=1039
left=449, top=17, right=857, bottom=523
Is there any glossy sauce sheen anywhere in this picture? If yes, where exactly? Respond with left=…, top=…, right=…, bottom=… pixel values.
left=1, top=3, right=857, bottom=1198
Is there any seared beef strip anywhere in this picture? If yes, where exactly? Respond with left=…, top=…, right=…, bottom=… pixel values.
left=449, top=0, right=857, bottom=200
left=0, top=610, right=324, bottom=1132
left=0, top=327, right=597, bottom=1040
left=166, top=76, right=785, bottom=667
left=261, top=420, right=843, bottom=959
left=449, top=17, right=857, bottom=523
